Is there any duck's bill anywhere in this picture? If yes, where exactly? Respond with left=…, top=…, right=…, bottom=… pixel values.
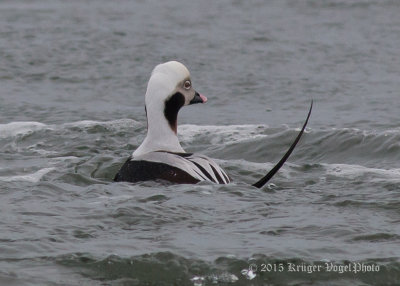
left=190, top=92, right=208, bottom=104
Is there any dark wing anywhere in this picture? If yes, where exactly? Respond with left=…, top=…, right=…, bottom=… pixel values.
left=252, top=100, right=313, bottom=188
left=114, top=157, right=200, bottom=184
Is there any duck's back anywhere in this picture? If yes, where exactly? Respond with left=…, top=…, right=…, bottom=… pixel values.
left=114, top=151, right=230, bottom=184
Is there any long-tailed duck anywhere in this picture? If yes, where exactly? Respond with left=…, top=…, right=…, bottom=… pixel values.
left=114, top=61, right=312, bottom=188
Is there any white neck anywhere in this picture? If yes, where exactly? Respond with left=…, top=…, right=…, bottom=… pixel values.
left=132, top=100, right=185, bottom=157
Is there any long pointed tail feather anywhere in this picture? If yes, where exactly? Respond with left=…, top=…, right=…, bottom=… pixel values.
left=252, top=100, right=313, bottom=188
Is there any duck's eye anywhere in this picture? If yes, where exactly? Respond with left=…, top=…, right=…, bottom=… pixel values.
left=183, top=80, right=191, bottom=90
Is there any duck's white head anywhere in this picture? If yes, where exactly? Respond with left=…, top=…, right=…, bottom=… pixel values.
left=133, top=61, right=207, bottom=157
left=145, top=61, right=207, bottom=133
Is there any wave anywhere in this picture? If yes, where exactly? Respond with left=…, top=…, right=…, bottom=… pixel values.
left=0, top=167, right=55, bottom=183
left=323, top=163, right=400, bottom=182
left=0, top=119, right=139, bottom=139
left=179, top=124, right=269, bottom=145
left=2, top=119, right=400, bottom=141
left=183, top=125, right=400, bottom=166
left=55, top=252, right=400, bottom=286
left=2, top=119, right=400, bottom=173
left=62, top=119, right=139, bottom=130
left=0, top=121, right=48, bottom=138
left=224, top=159, right=400, bottom=186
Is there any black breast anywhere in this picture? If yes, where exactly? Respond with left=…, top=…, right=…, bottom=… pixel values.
left=114, top=157, right=200, bottom=184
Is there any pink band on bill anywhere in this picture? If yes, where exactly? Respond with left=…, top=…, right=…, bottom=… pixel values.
left=199, top=94, right=208, bottom=103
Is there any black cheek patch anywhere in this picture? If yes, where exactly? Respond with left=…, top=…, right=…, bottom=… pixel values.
left=164, top=92, right=185, bottom=133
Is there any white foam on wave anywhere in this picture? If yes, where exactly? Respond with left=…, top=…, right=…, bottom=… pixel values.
left=0, top=119, right=140, bottom=139
left=328, top=127, right=400, bottom=137
left=220, top=158, right=294, bottom=179
left=62, top=119, right=139, bottom=129
left=0, top=167, right=55, bottom=183
left=50, top=156, right=80, bottom=162
left=179, top=124, right=268, bottom=144
left=324, top=163, right=400, bottom=181
left=0, top=121, right=49, bottom=138
left=88, top=194, right=134, bottom=205
left=2, top=120, right=399, bottom=142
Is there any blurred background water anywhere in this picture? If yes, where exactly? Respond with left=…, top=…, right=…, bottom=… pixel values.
left=1, top=0, right=400, bottom=285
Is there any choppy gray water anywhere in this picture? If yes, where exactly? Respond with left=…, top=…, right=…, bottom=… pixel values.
left=1, top=0, right=400, bottom=285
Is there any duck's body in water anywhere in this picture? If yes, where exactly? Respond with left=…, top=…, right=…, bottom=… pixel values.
left=114, top=61, right=312, bottom=188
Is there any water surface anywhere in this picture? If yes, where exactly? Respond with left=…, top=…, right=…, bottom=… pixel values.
left=1, top=0, right=400, bottom=285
